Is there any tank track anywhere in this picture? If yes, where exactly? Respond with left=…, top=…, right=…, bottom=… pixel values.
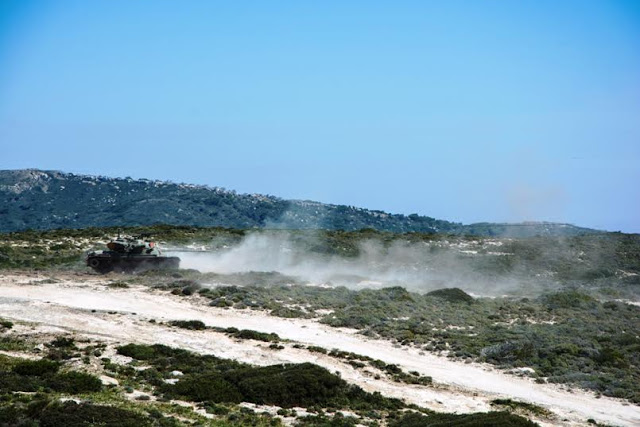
left=87, top=255, right=180, bottom=274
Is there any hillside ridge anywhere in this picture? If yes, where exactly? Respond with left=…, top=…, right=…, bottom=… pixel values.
left=0, top=169, right=598, bottom=236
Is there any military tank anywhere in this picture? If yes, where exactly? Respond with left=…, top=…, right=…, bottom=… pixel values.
left=86, top=233, right=180, bottom=273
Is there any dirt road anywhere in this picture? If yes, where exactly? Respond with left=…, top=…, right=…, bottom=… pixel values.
left=1, top=273, right=638, bottom=426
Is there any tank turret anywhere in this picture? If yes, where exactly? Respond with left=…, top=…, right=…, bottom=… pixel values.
left=86, top=233, right=180, bottom=273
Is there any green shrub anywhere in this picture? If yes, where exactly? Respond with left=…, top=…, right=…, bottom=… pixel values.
left=49, top=336, right=76, bottom=348
left=270, top=306, right=308, bottom=318
left=230, top=363, right=346, bottom=407
left=108, top=281, right=130, bottom=288
left=295, top=413, right=358, bottom=426
left=491, top=399, right=551, bottom=417
left=162, top=372, right=242, bottom=402
left=541, top=291, right=596, bottom=309
left=593, top=347, right=628, bottom=368
left=39, top=401, right=151, bottom=427
left=426, top=288, right=474, bottom=304
left=232, top=329, right=280, bottom=342
left=0, top=336, right=28, bottom=352
left=169, top=320, right=207, bottom=330
left=389, top=411, right=538, bottom=426
left=0, top=371, right=47, bottom=392
left=307, top=346, right=328, bottom=354
left=13, top=359, right=60, bottom=376
left=170, top=280, right=201, bottom=296
left=49, top=371, right=103, bottom=393
left=121, top=343, right=402, bottom=411
left=117, top=343, right=162, bottom=360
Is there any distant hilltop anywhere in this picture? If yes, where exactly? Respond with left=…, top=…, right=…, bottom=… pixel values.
left=0, top=169, right=599, bottom=236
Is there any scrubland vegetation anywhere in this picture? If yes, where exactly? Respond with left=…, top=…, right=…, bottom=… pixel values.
left=156, top=277, right=639, bottom=403
left=2, top=226, right=639, bottom=292
left=5, top=169, right=597, bottom=236
left=1, top=225, right=639, bottom=424
left=0, top=333, right=537, bottom=426
left=116, top=343, right=403, bottom=410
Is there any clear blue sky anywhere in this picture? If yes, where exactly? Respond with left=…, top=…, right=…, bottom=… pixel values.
left=1, top=1, right=639, bottom=232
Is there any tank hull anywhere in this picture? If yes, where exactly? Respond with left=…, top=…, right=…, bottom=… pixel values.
left=86, top=253, right=180, bottom=274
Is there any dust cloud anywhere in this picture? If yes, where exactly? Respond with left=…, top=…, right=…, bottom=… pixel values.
left=169, top=233, right=531, bottom=295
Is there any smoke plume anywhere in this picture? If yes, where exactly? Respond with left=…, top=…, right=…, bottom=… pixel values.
left=169, top=232, right=545, bottom=296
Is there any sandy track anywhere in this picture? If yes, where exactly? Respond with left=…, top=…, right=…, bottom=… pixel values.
left=1, top=273, right=638, bottom=426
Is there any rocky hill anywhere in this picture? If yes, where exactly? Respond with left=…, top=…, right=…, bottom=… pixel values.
left=0, top=169, right=598, bottom=236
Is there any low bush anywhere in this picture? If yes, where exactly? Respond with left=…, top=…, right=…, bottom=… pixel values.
left=426, top=288, right=474, bottom=304
left=295, top=413, right=358, bottom=426
left=230, top=363, right=347, bottom=407
left=49, top=336, right=76, bottom=348
left=117, top=343, right=163, bottom=360
left=490, top=399, right=551, bottom=417
left=389, top=410, right=538, bottom=426
left=39, top=400, right=152, bottom=427
left=541, top=290, right=597, bottom=310
left=0, top=336, right=28, bottom=352
left=120, top=343, right=403, bottom=411
left=270, top=306, right=308, bottom=318
left=1, top=359, right=101, bottom=394
left=169, top=320, right=207, bottom=330
left=108, top=281, right=130, bottom=288
left=232, top=329, right=280, bottom=342
left=13, top=359, right=60, bottom=376
left=162, top=372, right=243, bottom=403
left=49, top=371, right=103, bottom=393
